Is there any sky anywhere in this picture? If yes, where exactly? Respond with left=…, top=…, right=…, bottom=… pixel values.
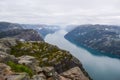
left=0, top=0, right=120, bottom=25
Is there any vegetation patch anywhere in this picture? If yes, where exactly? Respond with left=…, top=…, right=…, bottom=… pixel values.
left=10, top=41, right=72, bottom=66
left=7, top=61, right=33, bottom=77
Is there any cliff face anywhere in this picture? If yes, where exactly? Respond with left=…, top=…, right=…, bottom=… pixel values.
left=65, top=24, right=120, bottom=58
left=0, top=38, right=92, bottom=80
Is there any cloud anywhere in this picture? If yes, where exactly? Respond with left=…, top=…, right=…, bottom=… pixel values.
left=0, top=0, right=120, bottom=25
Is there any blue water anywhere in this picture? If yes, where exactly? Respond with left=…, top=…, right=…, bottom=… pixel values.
left=45, top=30, right=120, bottom=80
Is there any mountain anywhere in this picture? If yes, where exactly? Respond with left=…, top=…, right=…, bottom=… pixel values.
left=0, top=22, right=43, bottom=41
left=0, top=38, right=92, bottom=80
left=0, top=22, right=60, bottom=39
left=21, top=24, right=60, bottom=38
left=65, top=24, right=120, bottom=58
left=0, top=22, right=23, bottom=32
left=0, top=29, right=44, bottom=41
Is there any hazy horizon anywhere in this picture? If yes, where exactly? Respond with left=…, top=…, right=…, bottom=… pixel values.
left=0, top=0, right=120, bottom=25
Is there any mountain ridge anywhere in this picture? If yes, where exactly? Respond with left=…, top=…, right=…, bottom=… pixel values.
left=65, top=24, right=120, bottom=58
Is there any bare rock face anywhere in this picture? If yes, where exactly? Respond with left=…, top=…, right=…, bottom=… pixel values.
left=59, top=76, right=71, bottom=80
left=0, top=38, right=18, bottom=63
left=32, top=74, right=46, bottom=80
left=0, top=63, right=12, bottom=80
left=5, top=73, right=30, bottom=80
left=0, top=63, right=12, bottom=75
left=18, top=56, right=39, bottom=66
left=0, top=51, right=16, bottom=63
left=0, top=63, right=30, bottom=80
left=18, top=55, right=40, bottom=73
left=60, top=67, right=89, bottom=80
left=0, top=38, right=17, bottom=53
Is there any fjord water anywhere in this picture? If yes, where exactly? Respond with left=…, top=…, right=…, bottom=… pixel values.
left=45, top=30, right=120, bottom=80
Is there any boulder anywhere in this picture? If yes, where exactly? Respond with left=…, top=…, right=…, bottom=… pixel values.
left=42, top=67, right=59, bottom=79
left=58, top=76, right=71, bottom=80
left=0, top=63, right=12, bottom=76
left=32, top=73, right=46, bottom=80
left=60, top=67, right=89, bottom=80
left=0, top=51, right=16, bottom=63
left=18, top=56, right=39, bottom=72
left=5, top=73, right=30, bottom=80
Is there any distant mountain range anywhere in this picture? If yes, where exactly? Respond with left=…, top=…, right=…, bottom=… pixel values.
left=0, top=29, right=44, bottom=41
left=0, top=22, right=23, bottom=31
left=65, top=24, right=120, bottom=58
left=0, top=22, right=60, bottom=39
left=21, top=24, right=60, bottom=38
left=0, top=22, right=43, bottom=41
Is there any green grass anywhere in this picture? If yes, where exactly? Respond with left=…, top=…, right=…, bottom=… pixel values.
left=7, top=61, right=33, bottom=77
left=10, top=42, right=72, bottom=66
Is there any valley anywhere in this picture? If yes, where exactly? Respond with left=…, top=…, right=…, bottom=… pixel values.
left=45, top=30, right=120, bottom=80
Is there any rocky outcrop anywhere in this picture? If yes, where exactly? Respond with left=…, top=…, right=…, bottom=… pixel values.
left=5, top=73, right=30, bottom=80
left=18, top=55, right=39, bottom=73
left=0, top=22, right=91, bottom=80
left=60, top=67, right=89, bottom=80
left=0, top=63, right=30, bottom=80
left=0, top=38, right=18, bottom=54
left=0, top=38, right=92, bottom=80
left=0, top=63, right=12, bottom=75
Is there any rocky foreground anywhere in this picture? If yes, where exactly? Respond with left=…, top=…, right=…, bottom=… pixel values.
left=0, top=38, right=92, bottom=80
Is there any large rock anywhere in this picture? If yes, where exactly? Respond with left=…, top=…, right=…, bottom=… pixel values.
left=5, top=73, right=30, bottom=80
left=0, top=38, right=17, bottom=53
left=59, top=76, right=71, bottom=80
left=32, top=74, right=46, bottom=80
left=42, top=67, right=57, bottom=77
left=60, top=67, right=89, bottom=80
left=0, top=63, right=12, bottom=76
left=18, top=56, right=39, bottom=72
left=0, top=63, right=30, bottom=80
left=0, top=51, right=16, bottom=63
